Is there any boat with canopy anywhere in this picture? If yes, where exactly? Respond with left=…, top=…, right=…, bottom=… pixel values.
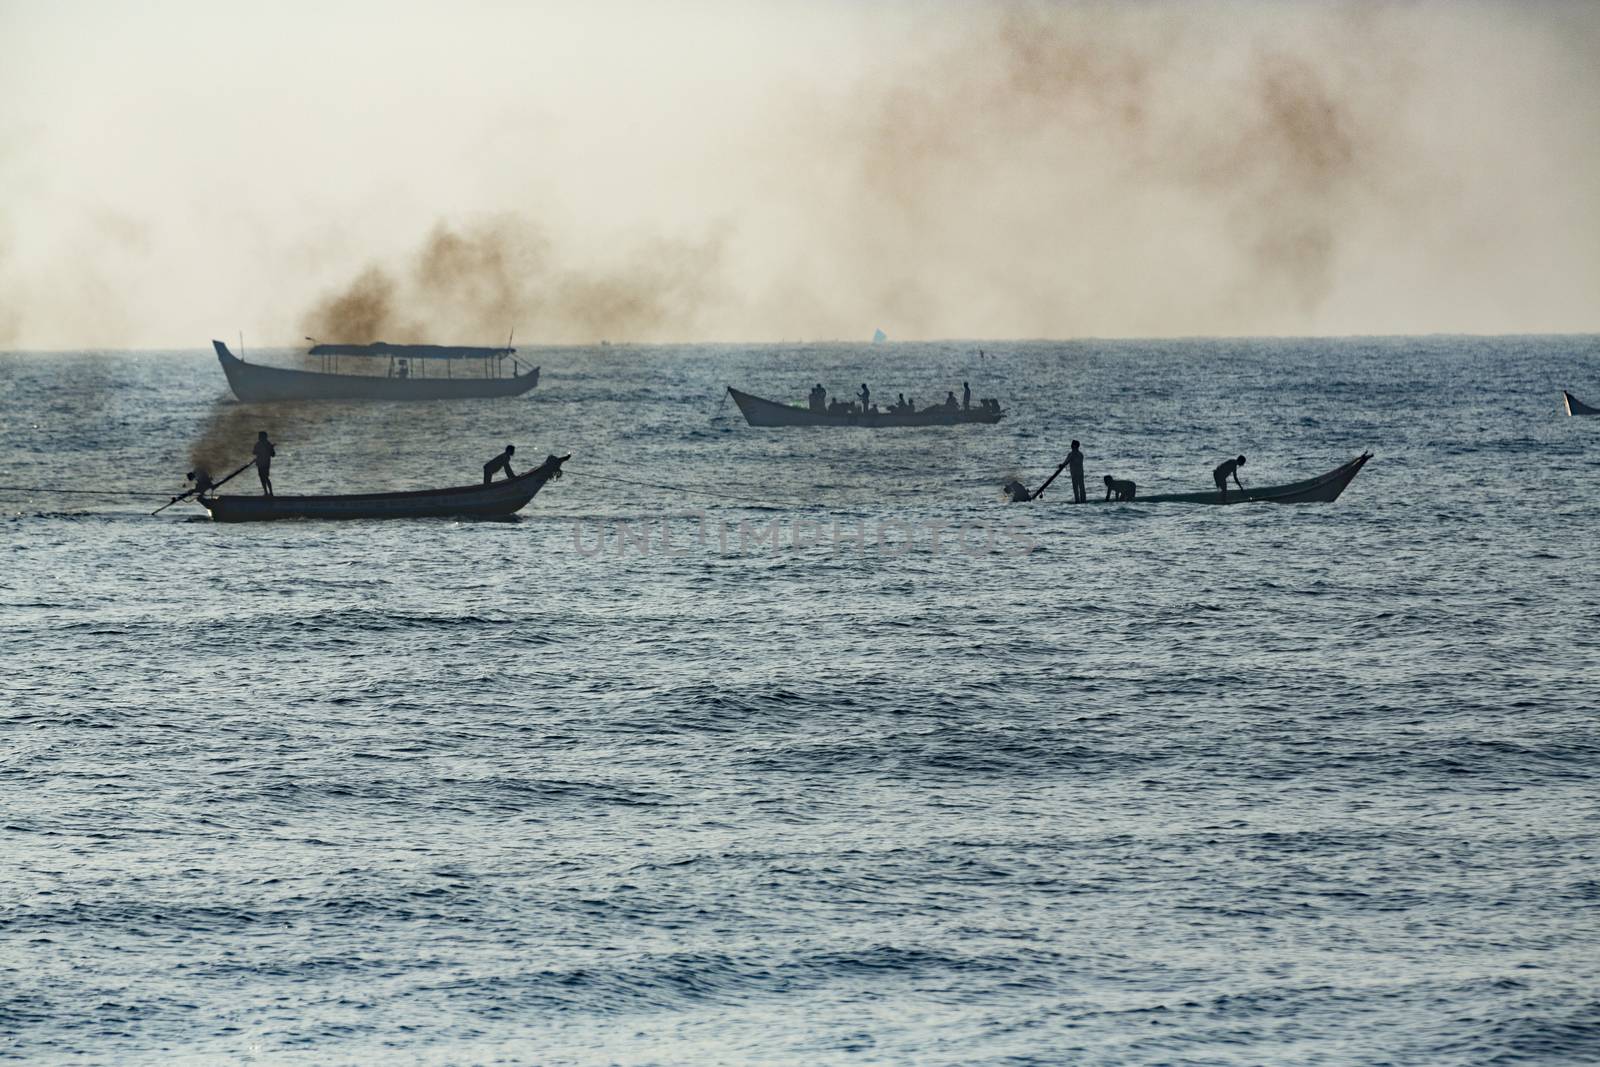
left=213, top=339, right=540, bottom=402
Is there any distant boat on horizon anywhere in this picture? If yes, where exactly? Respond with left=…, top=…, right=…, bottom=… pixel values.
left=872, top=329, right=887, bottom=344
left=726, top=386, right=1003, bottom=427
left=212, top=339, right=540, bottom=402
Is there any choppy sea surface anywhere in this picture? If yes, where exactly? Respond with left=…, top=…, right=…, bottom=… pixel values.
left=2, top=336, right=1598, bottom=1065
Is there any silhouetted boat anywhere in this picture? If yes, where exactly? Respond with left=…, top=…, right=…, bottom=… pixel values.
left=1110, top=453, right=1373, bottom=505
left=1564, top=391, right=1598, bottom=416
left=213, top=340, right=540, bottom=402
left=199, top=454, right=568, bottom=522
left=727, top=387, right=1003, bottom=427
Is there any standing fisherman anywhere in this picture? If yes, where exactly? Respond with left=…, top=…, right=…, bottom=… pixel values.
left=962, top=381, right=971, bottom=411
left=858, top=383, right=871, bottom=413
left=1213, top=455, right=1246, bottom=502
left=252, top=431, right=276, bottom=497
left=483, top=444, right=516, bottom=484
left=1067, top=440, right=1086, bottom=503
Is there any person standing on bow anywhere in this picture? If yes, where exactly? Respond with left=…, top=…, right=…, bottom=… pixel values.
left=857, top=383, right=871, bottom=413
left=483, top=444, right=517, bottom=484
left=252, top=431, right=276, bottom=497
left=1067, top=440, right=1086, bottom=503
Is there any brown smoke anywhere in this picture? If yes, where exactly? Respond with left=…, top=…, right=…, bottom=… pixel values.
left=9, top=1, right=1586, bottom=347
left=751, top=3, right=1421, bottom=338
left=302, top=218, right=725, bottom=344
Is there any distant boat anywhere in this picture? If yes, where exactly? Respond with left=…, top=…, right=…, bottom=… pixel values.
left=198, top=454, right=568, bottom=522
left=727, top=387, right=1003, bottom=427
left=213, top=340, right=540, bottom=402
left=1104, top=453, right=1373, bottom=505
left=1564, top=390, right=1598, bottom=416
left=872, top=329, right=887, bottom=344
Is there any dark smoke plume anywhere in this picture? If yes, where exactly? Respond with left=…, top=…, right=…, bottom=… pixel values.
left=187, top=401, right=297, bottom=478
left=302, top=218, right=724, bottom=345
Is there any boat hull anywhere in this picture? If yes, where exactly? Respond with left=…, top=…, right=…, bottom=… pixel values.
left=199, top=455, right=568, bottom=522
left=214, top=341, right=539, bottom=402
left=1104, top=453, right=1373, bottom=505
left=728, top=387, right=1003, bottom=427
left=1564, top=391, right=1599, bottom=416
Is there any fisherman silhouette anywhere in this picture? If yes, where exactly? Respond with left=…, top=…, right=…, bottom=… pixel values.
left=809, top=383, right=827, bottom=413
left=962, top=382, right=971, bottom=410
left=1213, top=455, right=1246, bottom=502
left=484, top=444, right=516, bottom=484
left=186, top=469, right=214, bottom=497
left=1104, top=474, right=1137, bottom=501
left=252, top=431, right=275, bottom=496
left=1003, top=478, right=1033, bottom=503
left=858, top=383, right=871, bottom=412
left=1067, top=440, right=1086, bottom=503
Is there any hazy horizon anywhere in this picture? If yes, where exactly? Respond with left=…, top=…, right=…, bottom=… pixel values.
left=3, top=0, right=1598, bottom=348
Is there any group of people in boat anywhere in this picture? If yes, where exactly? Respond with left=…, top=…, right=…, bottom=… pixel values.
left=808, top=381, right=998, bottom=417
left=1004, top=443, right=1250, bottom=503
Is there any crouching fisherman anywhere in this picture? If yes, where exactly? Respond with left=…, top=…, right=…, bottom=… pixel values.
left=484, top=444, right=517, bottom=483
left=186, top=469, right=215, bottom=497
left=1103, top=474, right=1137, bottom=501
left=1003, top=478, right=1034, bottom=503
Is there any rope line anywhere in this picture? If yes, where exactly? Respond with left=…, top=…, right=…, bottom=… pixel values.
left=0, top=484, right=174, bottom=499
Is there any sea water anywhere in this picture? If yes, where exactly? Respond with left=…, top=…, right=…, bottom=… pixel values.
left=2, top=336, right=1598, bottom=1065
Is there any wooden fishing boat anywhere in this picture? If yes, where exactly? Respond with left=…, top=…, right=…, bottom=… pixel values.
left=1564, top=391, right=1599, bottom=416
left=198, top=454, right=568, bottom=522
left=1106, top=452, right=1373, bottom=505
left=728, top=387, right=1003, bottom=427
left=213, top=340, right=540, bottom=402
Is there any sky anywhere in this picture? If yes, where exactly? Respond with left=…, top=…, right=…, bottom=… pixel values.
left=1, top=0, right=1597, bottom=347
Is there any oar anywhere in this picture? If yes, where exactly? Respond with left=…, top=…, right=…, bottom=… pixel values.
left=151, top=459, right=255, bottom=515
left=1031, top=456, right=1073, bottom=500
left=209, top=459, right=257, bottom=492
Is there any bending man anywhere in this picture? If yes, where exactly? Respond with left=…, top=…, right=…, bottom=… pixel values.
left=484, top=444, right=516, bottom=484
left=1213, top=455, right=1246, bottom=502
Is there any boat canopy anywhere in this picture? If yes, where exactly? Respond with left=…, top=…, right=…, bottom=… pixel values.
left=308, top=342, right=515, bottom=359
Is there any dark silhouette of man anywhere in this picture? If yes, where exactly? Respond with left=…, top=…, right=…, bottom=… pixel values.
left=1214, top=455, right=1246, bottom=502
left=809, top=384, right=826, bottom=413
left=1067, top=440, right=1086, bottom=503
left=962, top=381, right=971, bottom=410
left=484, top=444, right=516, bottom=484
left=252, top=431, right=275, bottom=496
left=1104, top=474, right=1137, bottom=501
left=858, top=383, right=871, bottom=412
